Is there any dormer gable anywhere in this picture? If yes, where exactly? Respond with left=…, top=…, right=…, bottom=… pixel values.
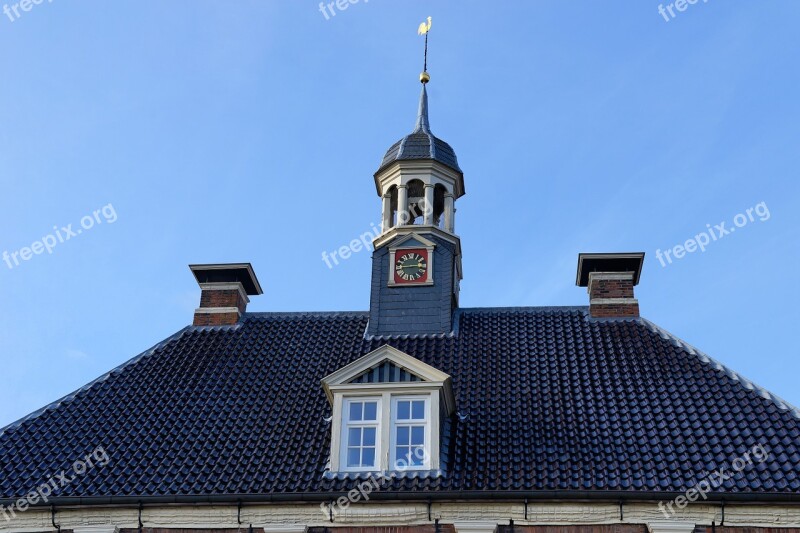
left=321, top=345, right=455, bottom=473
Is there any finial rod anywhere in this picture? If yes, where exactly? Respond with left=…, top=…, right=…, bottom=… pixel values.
left=423, top=32, right=428, bottom=73
left=417, top=16, right=432, bottom=84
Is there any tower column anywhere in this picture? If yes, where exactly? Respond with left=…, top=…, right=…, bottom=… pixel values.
left=382, top=192, right=392, bottom=231
left=444, top=192, right=455, bottom=232
left=423, top=184, right=435, bottom=225
left=397, top=184, right=409, bottom=225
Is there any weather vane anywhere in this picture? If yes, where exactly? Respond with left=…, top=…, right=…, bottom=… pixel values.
left=417, top=16, right=432, bottom=84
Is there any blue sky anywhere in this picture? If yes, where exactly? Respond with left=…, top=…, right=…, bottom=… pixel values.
left=0, top=1, right=798, bottom=428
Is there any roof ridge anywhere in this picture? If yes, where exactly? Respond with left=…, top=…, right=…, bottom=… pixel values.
left=457, top=305, right=589, bottom=313
left=0, top=326, right=191, bottom=438
left=243, top=308, right=591, bottom=317
left=397, top=133, right=410, bottom=159
left=640, top=317, right=800, bottom=419
left=244, top=311, right=368, bottom=318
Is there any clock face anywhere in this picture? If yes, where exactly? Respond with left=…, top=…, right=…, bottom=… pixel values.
left=393, top=249, right=429, bottom=284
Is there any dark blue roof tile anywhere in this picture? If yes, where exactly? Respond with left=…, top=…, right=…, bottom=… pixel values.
left=1, top=308, right=799, bottom=499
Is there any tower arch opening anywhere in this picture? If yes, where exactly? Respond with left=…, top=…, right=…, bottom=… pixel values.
left=406, top=179, right=426, bottom=225
left=433, top=184, right=447, bottom=228
left=387, top=185, right=398, bottom=228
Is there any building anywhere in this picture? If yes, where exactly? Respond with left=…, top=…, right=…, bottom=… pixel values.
left=1, top=68, right=800, bottom=533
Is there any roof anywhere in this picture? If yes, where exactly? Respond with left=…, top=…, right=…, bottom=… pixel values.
left=377, top=85, right=462, bottom=176
left=1, top=307, right=799, bottom=503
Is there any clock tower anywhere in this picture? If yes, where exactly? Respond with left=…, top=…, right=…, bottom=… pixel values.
left=367, top=78, right=465, bottom=337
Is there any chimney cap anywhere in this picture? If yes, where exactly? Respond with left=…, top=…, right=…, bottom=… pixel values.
left=576, top=252, right=645, bottom=287
left=189, top=263, right=263, bottom=295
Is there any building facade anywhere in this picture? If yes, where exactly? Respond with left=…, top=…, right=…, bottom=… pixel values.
left=1, top=74, right=800, bottom=533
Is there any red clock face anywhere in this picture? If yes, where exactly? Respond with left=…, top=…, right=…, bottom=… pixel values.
left=393, top=249, right=429, bottom=284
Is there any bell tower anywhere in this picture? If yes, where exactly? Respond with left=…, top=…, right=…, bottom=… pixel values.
left=367, top=70, right=465, bottom=337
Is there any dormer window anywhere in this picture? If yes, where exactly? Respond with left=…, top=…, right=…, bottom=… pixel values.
left=321, top=345, right=455, bottom=474
left=391, top=396, right=429, bottom=469
left=339, top=393, right=432, bottom=472
left=342, top=398, right=380, bottom=470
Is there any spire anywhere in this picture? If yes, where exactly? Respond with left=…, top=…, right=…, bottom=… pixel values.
left=414, top=84, right=431, bottom=134
left=415, top=16, right=432, bottom=134
left=374, top=16, right=462, bottom=175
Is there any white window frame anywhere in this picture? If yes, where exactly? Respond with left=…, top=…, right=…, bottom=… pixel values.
left=329, top=388, right=439, bottom=473
left=389, top=395, right=431, bottom=470
left=339, top=397, right=383, bottom=472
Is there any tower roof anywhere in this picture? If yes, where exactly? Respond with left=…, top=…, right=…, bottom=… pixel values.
left=376, top=84, right=462, bottom=175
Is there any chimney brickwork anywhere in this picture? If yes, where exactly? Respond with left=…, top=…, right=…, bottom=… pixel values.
left=190, top=264, right=263, bottom=326
left=576, top=253, right=645, bottom=319
left=193, top=283, right=250, bottom=326
left=587, top=272, right=640, bottom=318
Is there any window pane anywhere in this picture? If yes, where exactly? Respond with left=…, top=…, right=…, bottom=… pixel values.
left=363, top=427, right=376, bottom=446
left=348, top=427, right=362, bottom=445
left=411, top=426, right=425, bottom=445
left=349, top=402, right=363, bottom=421
left=362, top=447, right=375, bottom=467
left=396, top=426, right=409, bottom=445
left=395, top=447, right=409, bottom=468
left=410, top=446, right=425, bottom=466
left=397, top=400, right=410, bottom=420
left=347, top=447, right=360, bottom=467
left=363, top=401, right=378, bottom=421
left=411, top=400, right=425, bottom=419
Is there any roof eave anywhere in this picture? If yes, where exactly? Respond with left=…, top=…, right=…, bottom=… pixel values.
left=12, top=490, right=800, bottom=508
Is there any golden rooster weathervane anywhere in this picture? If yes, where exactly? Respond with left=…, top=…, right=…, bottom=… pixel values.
left=417, top=16, right=432, bottom=84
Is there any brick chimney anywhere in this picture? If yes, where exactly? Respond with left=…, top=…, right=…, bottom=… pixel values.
left=190, top=263, right=263, bottom=326
left=576, top=253, right=645, bottom=318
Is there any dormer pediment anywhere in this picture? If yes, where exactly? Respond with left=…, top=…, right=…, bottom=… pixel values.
left=321, top=345, right=455, bottom=415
